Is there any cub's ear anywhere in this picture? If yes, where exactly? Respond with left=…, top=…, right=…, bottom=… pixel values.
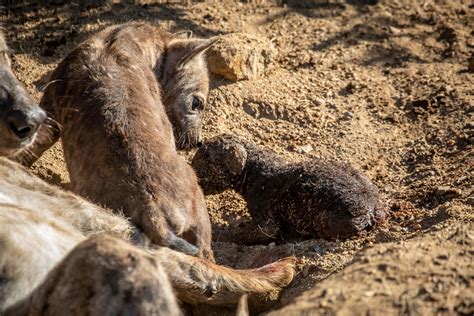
left=173, top=30, right=193, bottom=39
left=177, top=38, right=220, bottom=68
left=223, top=141, right=248, bottom=176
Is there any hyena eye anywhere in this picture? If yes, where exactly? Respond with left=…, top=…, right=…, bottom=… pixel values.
left=192, top=96, right=204, bottom=112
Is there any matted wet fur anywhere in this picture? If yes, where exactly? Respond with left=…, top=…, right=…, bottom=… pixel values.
left=0, top=29, right=45, bottom=159
left=5, top=235, right=182, bottom=316
left=192, top=134, right=387, bottom=244
left=28, top=22, right=216, bottom=259
left=0, top=157, right=295, bottom=312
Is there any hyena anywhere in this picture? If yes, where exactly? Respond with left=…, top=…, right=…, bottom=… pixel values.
left=0, top=27, right=295, bottom=312
left=192, top=134, right=386, bottom=244
left=26, top=22, right=218, bottom=260
left=0, top=29, right=45, bottom=158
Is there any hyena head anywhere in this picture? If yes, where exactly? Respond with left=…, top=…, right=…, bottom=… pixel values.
left=192, top=134, right=249, bottom=194
left=0, top=30, right=45, bottom=157
left=160, top=34, right=218, bottom=150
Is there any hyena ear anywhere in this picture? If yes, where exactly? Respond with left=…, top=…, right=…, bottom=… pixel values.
left=34, top=70, right=54, bottom=92
left=177, top=38, right=219, bottom=68
left=173, top=30, right=193, bottom=39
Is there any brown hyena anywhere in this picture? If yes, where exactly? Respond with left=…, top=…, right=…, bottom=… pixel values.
left=29, top=22, right=217, bottom=260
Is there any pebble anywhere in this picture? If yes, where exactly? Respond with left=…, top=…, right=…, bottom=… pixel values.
left=295, top=144, right=313, bottom=154
left=313, top=97, right=326, bottom=106
left=389, top=26, right=401, bottom=35
left=463, top=121, right=474, bottom=130
left=436, top=186, right=461, bottom=199
left=342, top=111, right=354, bottom=120
left=466, top=195, right=474, bottom=206
left=389, top=225, right=402, bottom=232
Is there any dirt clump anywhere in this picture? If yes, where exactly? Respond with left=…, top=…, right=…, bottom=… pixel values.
left=268, top=221, right=474, bottom=316
left=207, top=32, right=277, bottom=81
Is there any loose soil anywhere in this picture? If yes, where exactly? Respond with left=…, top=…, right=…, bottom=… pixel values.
left=2, top=1, right=473, bottom=315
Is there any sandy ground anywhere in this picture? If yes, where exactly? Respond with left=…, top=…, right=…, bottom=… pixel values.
left=2, top=0, right=473, bottom=314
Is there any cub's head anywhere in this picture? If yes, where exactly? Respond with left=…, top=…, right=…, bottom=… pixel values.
left=0, top=31, right=46, bottom=158
left=192, top=134, right=248, bottom=194
left=161, top=33, right=217, bottom=149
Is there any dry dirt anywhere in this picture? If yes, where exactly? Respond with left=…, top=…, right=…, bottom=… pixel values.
left=2, top=0, right=473, bottom=315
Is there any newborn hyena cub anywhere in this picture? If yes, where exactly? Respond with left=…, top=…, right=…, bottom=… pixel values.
left=0, top=30, right=45, bottom=158
left=192, top=135, right=386, bottom=244
left=34, top=22, right=215, bottom=260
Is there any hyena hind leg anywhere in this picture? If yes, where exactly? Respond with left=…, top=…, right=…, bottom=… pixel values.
left=5, top=235, right=182, bottom=316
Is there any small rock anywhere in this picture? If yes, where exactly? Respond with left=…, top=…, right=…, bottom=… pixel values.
left=466, top=195, right=474, bottom=206
left=467, top=37, right=474, bottom=48
left=207, top=33, right=277, bottom=81
left=389, top=225, right=402, bottom=232
left=295, top=144, right=313, bottom=154
left=389, top=26, right=401, bottom=35
left=302, top=265, right=311, bottom=277
left=313, top=97, right=326, bottom=106
left=468, top=54, right=474, bottom=73
left=342, top=111, right=354, bottom=121
left=436, top=186, right=461, bottom=199
left=463, top=121, right=474, bottom=130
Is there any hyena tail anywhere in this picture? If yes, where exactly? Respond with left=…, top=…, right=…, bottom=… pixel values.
left=154, top=247, right=296, bottom=306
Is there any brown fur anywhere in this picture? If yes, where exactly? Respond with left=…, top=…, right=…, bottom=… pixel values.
left=29, top=22, right=216, bottom=259
left=5, top=235, right=182, bottom=316
left=0, top=157, right=295, bottom=312
left=192, top=134, right=387, bottom=243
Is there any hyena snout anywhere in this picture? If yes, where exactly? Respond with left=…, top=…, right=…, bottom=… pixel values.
left=5, top=107, right=45, bottom=140
left=175, top=118, right=203, bottom=150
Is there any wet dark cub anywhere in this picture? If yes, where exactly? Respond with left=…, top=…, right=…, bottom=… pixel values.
left=193, top=134, right=387, bottom=243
